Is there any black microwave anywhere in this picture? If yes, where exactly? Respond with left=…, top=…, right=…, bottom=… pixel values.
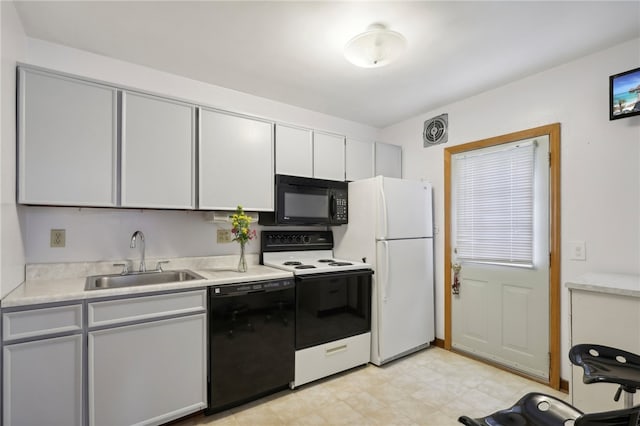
left=258, top=175, right=348, bottom=226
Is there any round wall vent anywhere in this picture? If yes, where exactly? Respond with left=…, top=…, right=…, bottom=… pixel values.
left=423, top=113, right=448, bottom=147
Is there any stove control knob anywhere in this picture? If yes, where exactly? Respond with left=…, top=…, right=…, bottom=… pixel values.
left=302, top=235, right=311, bottom=244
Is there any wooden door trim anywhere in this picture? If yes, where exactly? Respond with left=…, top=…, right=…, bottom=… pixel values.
left=444, top=123, right=561, bottom=390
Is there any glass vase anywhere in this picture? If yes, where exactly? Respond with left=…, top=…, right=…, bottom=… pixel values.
left=237, top=242, right=248, bottom=272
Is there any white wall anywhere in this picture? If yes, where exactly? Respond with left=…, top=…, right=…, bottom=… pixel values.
left=16, top=38, right=378, bottom=265
left=25, top=38, right=378, bottom=141
left=379, top=38, right=640, bottom=381
left=1, top=1, right=27, bottom=298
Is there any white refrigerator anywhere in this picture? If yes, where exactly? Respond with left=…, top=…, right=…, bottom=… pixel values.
left=333, top=176, right=435, bottom=366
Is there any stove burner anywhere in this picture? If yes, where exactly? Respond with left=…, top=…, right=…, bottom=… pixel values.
left=295, top=265, right=317, bottom=269
left=283, top=261, right=302, bottom=266
left=329, top=262, right=353, bottom=266
left=317, top=259, right=335, bottom=263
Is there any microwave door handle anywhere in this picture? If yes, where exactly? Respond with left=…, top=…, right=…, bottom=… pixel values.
left=330, top=194, right=337, bottom=218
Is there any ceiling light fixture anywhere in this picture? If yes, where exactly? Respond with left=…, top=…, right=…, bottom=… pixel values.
left=344, top=23, right=407, bottom=68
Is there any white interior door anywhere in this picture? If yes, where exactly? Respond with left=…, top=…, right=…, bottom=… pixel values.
left=451, top=136, right=550, bottom=379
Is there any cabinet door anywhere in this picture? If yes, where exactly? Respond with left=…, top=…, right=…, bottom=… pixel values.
left=3, top=334, right=83, bottom=426
left=570, top=290, right=640, bottom=412
left=18, top=68, right=117, bottom=206
left=345, top=139, right=374, bottom=181
left=313, top=132, right=345, bottom=181
left=275, top=124, right=313, bottom=177
left=375, top=142, right=402, bottom=178
left=121, top=92, right=195, bottom=208
left=89, top=314, right=207, bottom=426
left=199, top=109, right=274, bottom=211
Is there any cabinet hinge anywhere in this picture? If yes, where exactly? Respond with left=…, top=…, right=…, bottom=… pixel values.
left=548, top=152, right=552, bottom=167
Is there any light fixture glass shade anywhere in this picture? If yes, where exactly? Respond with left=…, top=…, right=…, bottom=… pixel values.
left=344, top=24, right=407, bottom=68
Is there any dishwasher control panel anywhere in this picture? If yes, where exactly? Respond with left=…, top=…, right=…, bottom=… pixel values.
left=211, top=278, right=295, bottom=296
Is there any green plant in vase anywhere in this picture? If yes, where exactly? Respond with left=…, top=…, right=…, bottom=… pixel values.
left=231, top=205, right=257, bottom=272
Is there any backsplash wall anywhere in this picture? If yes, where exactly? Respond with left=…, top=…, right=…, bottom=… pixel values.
left=24, top=206, right=264, bottom=264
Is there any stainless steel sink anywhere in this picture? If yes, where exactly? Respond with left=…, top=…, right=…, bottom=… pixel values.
left=85, top=269, right=204, bottom=291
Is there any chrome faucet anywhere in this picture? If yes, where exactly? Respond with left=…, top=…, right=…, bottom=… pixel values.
left=130, top=230, right=146, bottom=272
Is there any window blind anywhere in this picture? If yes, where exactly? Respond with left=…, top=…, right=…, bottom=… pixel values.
left=454, top=142, right=535, bottom=266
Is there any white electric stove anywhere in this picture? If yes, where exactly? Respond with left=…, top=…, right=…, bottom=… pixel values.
left=261, top=230, right=373, bottom=388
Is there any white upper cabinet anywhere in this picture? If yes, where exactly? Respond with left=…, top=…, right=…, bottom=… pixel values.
left=375, top=142, right=402, bottom=178
left=199, top=108, right=274, bottom=211
left=345, top=139, right=374, bottom=181
left=18, top=68, right=117, bottom=206
left=275, top=124, right=313, bottom=177
left=275, top=125, right=346, bottom=181
left=121, top=92, right=195, bottom=209
left=313, top=132, right=345, bottom=181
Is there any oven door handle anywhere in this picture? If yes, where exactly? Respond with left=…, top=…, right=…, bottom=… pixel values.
left=295, top=270, right=374, bottom=281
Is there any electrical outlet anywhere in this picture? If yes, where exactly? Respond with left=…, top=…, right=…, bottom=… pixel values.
left=50, top=229, right=66, bottom=248
left=217, top=229, right=232, bottom=244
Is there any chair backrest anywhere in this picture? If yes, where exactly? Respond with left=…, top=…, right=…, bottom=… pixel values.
left=576, top=404, right=640, bottom=426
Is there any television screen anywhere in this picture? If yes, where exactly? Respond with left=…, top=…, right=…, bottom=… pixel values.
left=610, top=66, right=640, bottom=120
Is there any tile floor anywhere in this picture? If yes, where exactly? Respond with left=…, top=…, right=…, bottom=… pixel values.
left=172, top=347, right=569, bottom=426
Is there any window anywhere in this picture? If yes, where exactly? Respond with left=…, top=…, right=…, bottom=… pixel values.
left=453, top=141, right=535, bottom=266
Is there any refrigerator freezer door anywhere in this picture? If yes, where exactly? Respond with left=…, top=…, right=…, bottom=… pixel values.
left=375, top=238, right=434, bottom=364
left=377, top=177, right=433, bottom=240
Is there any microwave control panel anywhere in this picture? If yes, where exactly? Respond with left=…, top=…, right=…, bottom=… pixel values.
left=332, top=189, right=348, bottom=224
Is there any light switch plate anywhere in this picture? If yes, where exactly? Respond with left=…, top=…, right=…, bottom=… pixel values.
left=569, top=240, right=586, bottom=261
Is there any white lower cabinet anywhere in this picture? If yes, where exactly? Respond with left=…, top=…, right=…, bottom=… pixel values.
left=2, top=303, right=84, bottom=426
left=88, top=291, right=207, bottom=426
left=3, top=334, right=83, bottom=426
left=569, top=287, right=640, bottom=412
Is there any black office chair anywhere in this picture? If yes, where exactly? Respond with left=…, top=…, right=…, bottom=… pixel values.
left=458, top=392, right=640, bottom=426
left=570, top=344, right=640, bottom=409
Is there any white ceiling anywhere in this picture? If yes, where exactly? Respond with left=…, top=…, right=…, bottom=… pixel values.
left=13, top=1, right=640, bottom=128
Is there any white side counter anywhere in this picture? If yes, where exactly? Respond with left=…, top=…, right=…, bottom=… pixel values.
left=566, top=273, right=640, bottom=412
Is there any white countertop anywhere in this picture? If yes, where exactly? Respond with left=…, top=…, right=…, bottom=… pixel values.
left=2, top=255, right=293, bottom=308
left=565, top=272, right=640, bottom=298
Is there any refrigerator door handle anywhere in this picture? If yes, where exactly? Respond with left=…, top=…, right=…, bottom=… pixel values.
left=381, top=241, right=390, bottom=302
left=378, top=181, right=389, bottom=239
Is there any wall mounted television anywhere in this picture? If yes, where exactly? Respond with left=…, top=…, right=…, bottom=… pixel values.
left=610, top=66, right=640, bottom=120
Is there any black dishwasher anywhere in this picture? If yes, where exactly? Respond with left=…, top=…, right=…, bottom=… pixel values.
left=206, top=278, right=295, bottom=414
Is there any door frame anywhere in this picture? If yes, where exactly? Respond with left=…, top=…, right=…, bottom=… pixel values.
left=444, top=123, right=561, bottom=389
